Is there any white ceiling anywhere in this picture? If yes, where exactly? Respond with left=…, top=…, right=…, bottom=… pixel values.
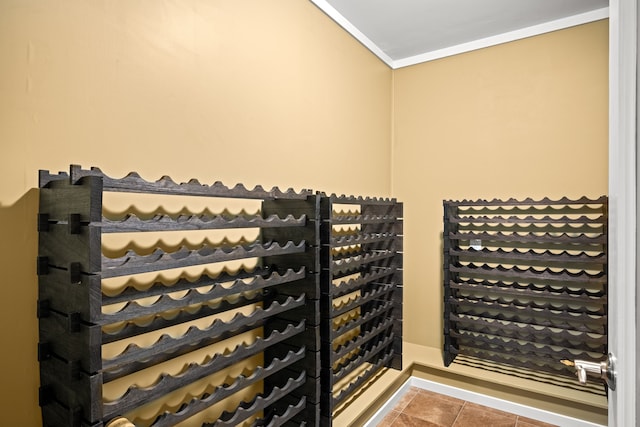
left=310, top=0, right=609, bottom=68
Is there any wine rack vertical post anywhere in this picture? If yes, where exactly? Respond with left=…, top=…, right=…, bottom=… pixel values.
left=37, top=170, right=104, bottom=426
left=442, top=201, right=458, bottom=367
left=262, top=195, right=322, bottom=426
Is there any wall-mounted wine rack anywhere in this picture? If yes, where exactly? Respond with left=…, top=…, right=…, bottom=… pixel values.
left=37, top=165, right=403, bottom=427
left=319, top=195, right=403, bottom=424
left=443, top=196, right=608, bottom=388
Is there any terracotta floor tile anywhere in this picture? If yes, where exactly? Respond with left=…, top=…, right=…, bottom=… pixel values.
left=390, top=413, right=444, bottom=427
left=415, top=389, right=466, bottom=405
left=452, top=403, right=517, bottom=427
left=515, top=417, right=557, bottom=427
left=402, top=390, right=464, bottom=426
left=378, top=410, right=401, bottom=427
left=380, top=388, right=557, bottom=427
left=393, top=387, right=420, bottom=412
left=462, top=402, right=518, bottom=420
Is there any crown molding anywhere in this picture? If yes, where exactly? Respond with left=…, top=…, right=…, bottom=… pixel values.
left=309, top=0, right=395, bottom=66
left=310, top=2, right=609, bottom=69
left=393, top=7, right=610, bottom=68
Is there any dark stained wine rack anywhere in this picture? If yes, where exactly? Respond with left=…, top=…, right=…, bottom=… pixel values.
left=37, top=165, right=404, bottom=427
left=37, top=165, right=319, bottom=427
left=319, top=195, right=403, bottom=424
left=443, top=196, right=608, bottom=386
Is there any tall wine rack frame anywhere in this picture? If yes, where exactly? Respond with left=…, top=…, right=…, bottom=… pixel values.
left=37, top=165, right=319, bottom=427
left=443, top=196, right=608, bottom=390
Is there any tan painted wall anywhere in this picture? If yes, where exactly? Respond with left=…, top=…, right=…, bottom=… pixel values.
left=0, top=1, right=391, bottom=424
left=392, top=20, right=609, bottom=349
left=0, top=1, right=610, bottom=422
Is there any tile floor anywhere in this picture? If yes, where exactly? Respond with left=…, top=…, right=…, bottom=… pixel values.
left=377, top=387, right=557, bottom=427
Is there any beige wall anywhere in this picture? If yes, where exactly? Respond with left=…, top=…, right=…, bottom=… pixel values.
left=0, top=2, right=610, bottom=423
left=0, top=1, right=391, bottom=424
left=392, top=20, right=609, bottom=348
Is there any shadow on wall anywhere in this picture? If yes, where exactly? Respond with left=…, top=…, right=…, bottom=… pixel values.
left=0, top=188, right=41, bottom=425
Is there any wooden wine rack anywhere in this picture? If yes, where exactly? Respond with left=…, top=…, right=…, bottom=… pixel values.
left=37, top=165, right=319, bottom=427
left=36, top=165, right=404, bottom=427
left=319, top=195, right=403, bottom=424
left=443, top=196, right=608, bottom=388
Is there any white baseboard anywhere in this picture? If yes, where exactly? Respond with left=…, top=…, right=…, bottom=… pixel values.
left=363, top=377, right=606, bottom=427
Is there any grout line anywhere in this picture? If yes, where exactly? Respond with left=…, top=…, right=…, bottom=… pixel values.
left=398, top=387, right=418, bottom=412
left=450, top=400, right=467, bottom=427
left=384, top=409, right=401, bottom=425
